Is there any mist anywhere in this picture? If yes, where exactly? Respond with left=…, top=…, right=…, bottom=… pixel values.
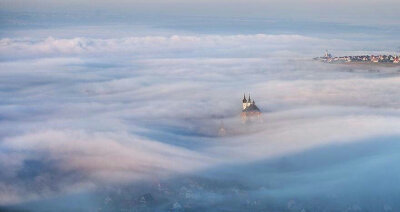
left=1, top=5, right=400, bottom=211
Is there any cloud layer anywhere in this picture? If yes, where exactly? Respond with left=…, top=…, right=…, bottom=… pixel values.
left=1, top=30, right=400, bottom=211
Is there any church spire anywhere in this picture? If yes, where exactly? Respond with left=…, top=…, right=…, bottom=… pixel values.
left=248, top=93, right=251, bottom=102
left=242, top=93, right=247, bottom=103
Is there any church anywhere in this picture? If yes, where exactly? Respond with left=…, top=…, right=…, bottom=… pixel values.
left=241, top=94, right=261, bottom=122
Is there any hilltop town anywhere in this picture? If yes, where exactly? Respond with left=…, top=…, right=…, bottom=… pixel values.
left=314, top=51, right=400, bottom=65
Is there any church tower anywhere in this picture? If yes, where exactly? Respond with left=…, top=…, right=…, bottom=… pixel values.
left=247, top=94, right=252, bottom=107
left=241, top=93, right=262, bottom=123
left=242, top=94, right=248, bottom=110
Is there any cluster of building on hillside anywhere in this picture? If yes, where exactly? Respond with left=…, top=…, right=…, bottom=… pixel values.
left=314, top=51, right=400, bottom=64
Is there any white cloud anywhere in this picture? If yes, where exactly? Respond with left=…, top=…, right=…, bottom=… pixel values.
left=0, top=34, right=327, bottom=59
left=0, top=31, right=400, bottom=209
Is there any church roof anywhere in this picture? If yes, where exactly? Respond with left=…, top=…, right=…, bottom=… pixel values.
left=243, top=103, right=260, bottom=112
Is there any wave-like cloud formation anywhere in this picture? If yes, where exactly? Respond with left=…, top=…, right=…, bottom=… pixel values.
left=1, top=32, right=400, bottom=210
left=0, top=34, right=334, bottom=59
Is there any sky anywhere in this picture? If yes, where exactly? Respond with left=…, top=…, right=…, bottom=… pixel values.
left=2, top=0, right=400, bottom=23
left=1, top=0, right=400, bottom=211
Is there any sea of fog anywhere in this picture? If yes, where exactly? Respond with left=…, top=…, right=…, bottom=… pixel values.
left=1, top=22, right=400, bottom=211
